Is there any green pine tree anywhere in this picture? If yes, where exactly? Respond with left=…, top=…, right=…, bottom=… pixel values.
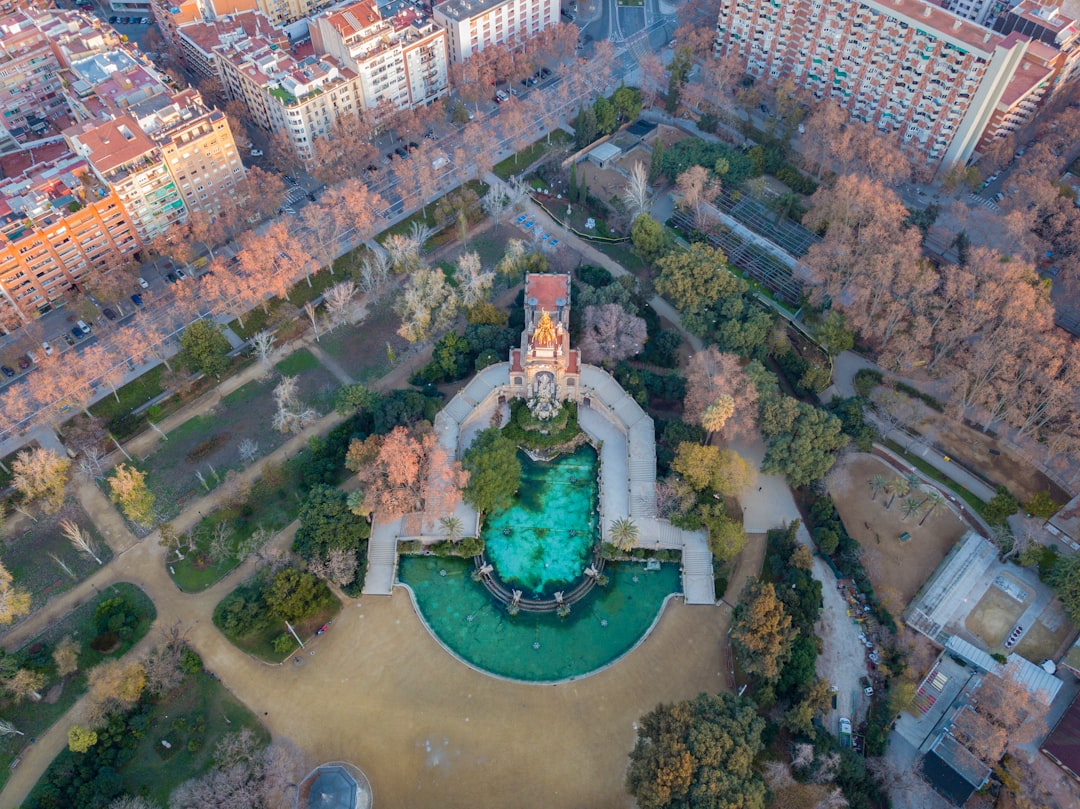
left=569, top=162, right=578, bottom=202
left=578, top=168, right=588, bottom=204
left=649, top=137, right=665, bottom=183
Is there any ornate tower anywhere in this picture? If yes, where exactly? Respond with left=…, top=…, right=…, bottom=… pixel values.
left=508, top=273, right=582, bottom=402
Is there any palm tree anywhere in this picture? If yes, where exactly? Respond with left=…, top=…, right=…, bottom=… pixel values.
left=901, top=497, right=923, bottom=522
left=869, top=475, right=888, bottom=502
left=439, top=516, right=464, bottom=543
left=919, top=491, right=945, bottom=526
left=0, top=719, right=22, bottom=737
left=906, top=473, right=922, bottom=492
left=885, top=477, right=909, bottom=510
left=609, top=517, right=640, bottom=552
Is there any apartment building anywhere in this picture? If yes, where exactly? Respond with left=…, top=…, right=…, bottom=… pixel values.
left=0, top=145, right=139, bottom=322
left=311, top=0, right=449, bottom=109
left=177, top=10, right=287, bottom=81
left=218, top=35, right=362, bottom=160
left=433, top=0, right=557, bottom=62
left=714, top=0, right=1039, bottom=165
left=993, top=0, right=1080, bottom=94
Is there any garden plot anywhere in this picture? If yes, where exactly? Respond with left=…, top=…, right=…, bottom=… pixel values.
left=0, top=500, right=111, bottom=624
left=964, top=580, right=1028, bottom=648
left=137, top=350, right=337, bottom=516
left=1015, top=602, right=1074, bottom=662
left=826, top=453, right=968, bottom=615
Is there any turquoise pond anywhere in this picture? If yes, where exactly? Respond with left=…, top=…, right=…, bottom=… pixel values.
left=399, top=556, right=681, bottom=681
left=481, top=445, right=599, bottom=597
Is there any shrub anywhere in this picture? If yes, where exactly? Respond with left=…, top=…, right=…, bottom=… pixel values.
left=853, top=369, right=883, bottom=398
left=185, top=434, right=228, bottom=463
left=985, top=485, right=1020, bottom=526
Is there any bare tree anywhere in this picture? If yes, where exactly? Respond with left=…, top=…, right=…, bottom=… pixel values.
left=272, top=376, right=318, bottom=434
left=482, top=187, right=511, bottom=226
left=621, top=161, right=652, bottom=220
left=60, top=519, right=102, bottom=565
left=251, top=331, right=276, bottom=377
left=357, top=251, right=390, bottom=293
left=238, top=438, right=260, bottom=465
left=456, top=252, right=494, bottom=309
left=0, top=719, right=23, bottom=738
left=308, top=547, right=358, bottom=588
left=208, top=521, right=233, bottom=564
left=323, top=280, right=357, bottom=331
left=579, top=304, right=647, bottom=365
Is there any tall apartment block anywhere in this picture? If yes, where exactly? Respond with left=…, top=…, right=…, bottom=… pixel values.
left=181, top=4, right=448, bottom=161
left=433, top=0, right=558, bottom=62
left=310, top=0, right=449, bottom=109
left=150, top=0, right=330, bottom=38
left=715, top=0, right=1080, bottom=164
left=0, top=146, right=139, bottom=323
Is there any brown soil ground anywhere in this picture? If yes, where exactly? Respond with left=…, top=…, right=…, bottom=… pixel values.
left=1015, top=602, right=1076, bottom=662
left=965, top=584, right=1028, bottom=648
left=723, top=532, right=767, bottom=604
left=909, top=404, right=1069, bottom=504
left=826, top=453, right=969, bottom=616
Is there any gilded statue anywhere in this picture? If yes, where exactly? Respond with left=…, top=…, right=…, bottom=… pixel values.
left=532, top=309, right=558, bottom=348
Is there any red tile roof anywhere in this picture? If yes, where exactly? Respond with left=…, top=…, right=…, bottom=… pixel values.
left=525, top=273, right=569, bottom=311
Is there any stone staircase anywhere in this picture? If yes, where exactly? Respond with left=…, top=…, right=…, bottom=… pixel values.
left=363, top=527, right=399, bottom=596
left=681, top=542, right=716, bottom=605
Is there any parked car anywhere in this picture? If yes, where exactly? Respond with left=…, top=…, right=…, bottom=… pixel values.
left=175, top=269, right=188, bottom=281
left=65, top=332, right=77, bottom=346
left=77, top=319, right=91, bottom=335
left=139, top=16, right=148, bottom=23
left=395, top=146, right=408, bottom=158
left=250, top=149, right=264, bottom=157
left=0, top=366, right=14, bottom=379
left=130, top=293, right=143, bottom=306
left=41, top=341, right=53, bottom=356
left=18, top=356, right=30, bottom=370
left=540, top=67, right=552, bottom=78
left=165, top=272, right=178, bottom=283
left=103, top=308, right=118, bottom=321
left=138, top=276, right=149, bottom=288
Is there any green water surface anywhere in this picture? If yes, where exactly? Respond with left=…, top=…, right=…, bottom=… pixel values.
left=482, top=445, right=599, bottom=596
left=399, top=556, right=681, bottom=681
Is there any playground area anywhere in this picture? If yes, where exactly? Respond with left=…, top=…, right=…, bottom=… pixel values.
left=826, top=454, right=969, bottom=615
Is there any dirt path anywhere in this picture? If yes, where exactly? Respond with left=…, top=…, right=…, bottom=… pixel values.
left=722, top=532, right=767, bottom=605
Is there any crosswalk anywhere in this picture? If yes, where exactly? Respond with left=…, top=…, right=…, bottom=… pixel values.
left=966, top=193, right=999, bottom=212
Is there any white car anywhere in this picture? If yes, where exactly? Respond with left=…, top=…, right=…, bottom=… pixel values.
left=76, top=320, right=91, bottom=335
left=250, top=149, right=264, bottom=157
left=138, top=276, right=149, bottom=288
left=41, top=341, right=53, bottom=356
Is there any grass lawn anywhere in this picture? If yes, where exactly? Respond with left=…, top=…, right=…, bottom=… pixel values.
left=122, top=670, right=269, bottom=805
left=0, top=582, right=155, bottom=789
left=0, top=499, right=112, bottom=621
left=320, top=298, right=408, bottom=383
left=493, top=132, right=571, bottom=181
left=593, top=240, right=648, bottom=274
left=89, top=366, right=166, bottom=423
left=136, top=356, right=337, bottom=519
left=169, top=465, right=309, bottom=593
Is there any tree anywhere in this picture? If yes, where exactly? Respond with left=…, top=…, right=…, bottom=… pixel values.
left=456, top=251, right=494, bottom=310
left=335, top=383, right=379, bottom=417
left=53, top=636, right=80, bottom=677
left=349, top=426, right=466, bottom=520
left=0, top=719, right=23, bottom=738
left=626, top=692, right=766, bottom=809
left=900, top=497, right=923, bottom=522
left=0, top=563, right=31, bottom=625
left=665, top=47, right=694, bottom=113
left=179, top=320, right=231, bottom=378
left=701, top=396, right=735, bottom=439
left=594, top=95, right=617, bottom=135
left=918, top=490, right=945, bottom=525
left=574, top=106, right=597, bottom=148
left=949, top=668, right=1048, bottom=766
left=621, top=161, right=652, bottom=221
left=68, top=724, right=98, bottom=753
left=608, top=517, right=639, bottom=552
left=108, top=463, right=156, bottom=527
left=60, top=519, right=102, bottom=565
left=293, top=484, right=370, bottom=566
left=88, top=659, right=147, bottom=709
left=683, top=348, right=759, bottom=439
left=731, top=579, right=796, bottom=681
left=323, top=280, right=357, bottom=333
left=4, top=668, right=44, bottom=702
left=579, top=304, right=647, bottom=365
left=612, top=85, right=643, bottom=123
left=11, top=446, right=70, bottom=514
left=868, top=475, right=887, bottom=502
left=758, top=395, right=847, bottom=486
left=655, top=243, right=743, bottom=317
left=395, top=266, right=460, bottom=343
left=265, top=567, right=333, bottom=623
left=671, top=443, right=754, bottom=496
left=271, top=375, right=318, bottom=435
left=462, top=427, right=520, bottom=516
left=631, top=214, right=665, bottom=263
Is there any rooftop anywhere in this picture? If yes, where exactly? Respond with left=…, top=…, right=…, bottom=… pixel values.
left=525, top=273, right=570, bottom=311
left=924, top=733, right=992, bottom=805
left=434, top=0, right=515, bottom=22
left=864, top=0, right=1006, bottom=56
left=1042, top=691, right=1080, bottom=780
left=65, top=116, right=156, bottom=174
